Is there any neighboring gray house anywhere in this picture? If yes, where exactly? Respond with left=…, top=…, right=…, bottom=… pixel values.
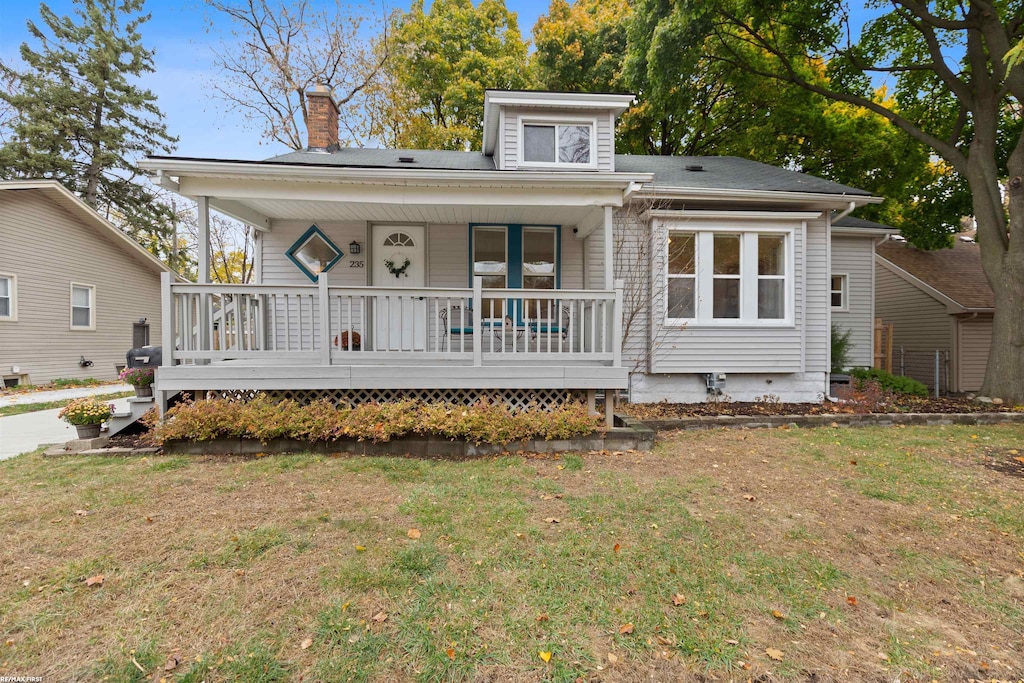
left=140, top=89, right=886, bottom=414
left=0, top=180, right=172, bottom=387
left=876, top=238, right=994, bottom=393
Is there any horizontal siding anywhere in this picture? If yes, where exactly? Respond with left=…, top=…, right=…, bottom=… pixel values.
left=957, top=315, right=992, bottom=392
left=830, top=236, right=874, bottom=367
left=500, top=105, right=615, bottom=172
left=805, top=218, right=827, bottom=373
left=610, top=210, right=648, bottom=371
left=638, top=214, right=811, bottom=374
left=875, top=261, right=952, bottom=353
left=0, top=191, right=163, bottom=384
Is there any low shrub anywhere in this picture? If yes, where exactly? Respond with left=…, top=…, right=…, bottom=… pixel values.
left=152, top=395, right=602, bottom=446
left=849, top=367, right=929, bottom=397
left=830, top=324, right=853, bottom=374
left=833, top=379, right=894, bottom=414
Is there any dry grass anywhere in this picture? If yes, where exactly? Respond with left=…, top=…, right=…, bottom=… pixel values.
left=0, top=424, right=1022, bottom=682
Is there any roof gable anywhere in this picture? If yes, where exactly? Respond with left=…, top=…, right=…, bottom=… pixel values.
left=876, top=239, right=993, bottom=310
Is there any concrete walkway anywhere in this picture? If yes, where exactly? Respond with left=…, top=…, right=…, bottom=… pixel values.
left=0, top=393, right=132, bottom=461
left=0, top=383, right=132, bottom=408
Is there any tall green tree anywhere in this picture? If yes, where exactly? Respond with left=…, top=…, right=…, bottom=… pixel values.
left=0, top=0, right=177, bottom=251
left=375, top=0, right=530, bottom=150
left=693, top=0, right=1023, bottom=402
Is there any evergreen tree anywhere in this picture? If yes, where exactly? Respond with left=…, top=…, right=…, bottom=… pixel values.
left=0, top=0, right=177, bottom=253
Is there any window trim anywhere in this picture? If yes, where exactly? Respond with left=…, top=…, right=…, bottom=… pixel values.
left=663, top=226, right=795, bottom=328
left=469, top=224, right=562, bottom=323
left=830, top=273, right=848, bottom=311
left=70, top=282, right=96, bottom=331
left=517, top=115, right=598, bottom=170
left=0, top=273, right=16, bottom=322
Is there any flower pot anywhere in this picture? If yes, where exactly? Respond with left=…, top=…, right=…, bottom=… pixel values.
left=134, top=385, right=153, bottom=398
left=75, top=424, right=101, bottom=439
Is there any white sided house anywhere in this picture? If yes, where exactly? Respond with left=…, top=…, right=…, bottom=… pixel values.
left=140, top=90, right=887, bottom=418
left=0, top=180, right=174, bottom=387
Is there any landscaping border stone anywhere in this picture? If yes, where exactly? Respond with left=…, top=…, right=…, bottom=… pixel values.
left=163, top=420, right=655, bottom=457
left=639, top=411, right=1024, bottom=432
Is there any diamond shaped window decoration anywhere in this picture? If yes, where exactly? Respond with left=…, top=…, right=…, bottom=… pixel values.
left=286, top=225, right=344, bottom=282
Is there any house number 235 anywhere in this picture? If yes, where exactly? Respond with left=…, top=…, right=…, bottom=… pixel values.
left=349, top=261, right=365, bottom=268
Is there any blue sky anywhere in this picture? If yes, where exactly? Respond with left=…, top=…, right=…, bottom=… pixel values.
left=0, top=0, right=553, bottom=159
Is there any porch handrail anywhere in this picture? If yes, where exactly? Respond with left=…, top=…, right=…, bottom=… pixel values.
left=161, top=273, right=624, bottom=367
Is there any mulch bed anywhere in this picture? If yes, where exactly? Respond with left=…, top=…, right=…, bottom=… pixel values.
left=622, top=395, right=1016, bottom=420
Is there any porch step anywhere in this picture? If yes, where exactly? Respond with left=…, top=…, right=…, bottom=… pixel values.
left=106, top=396, right=154, bottom=437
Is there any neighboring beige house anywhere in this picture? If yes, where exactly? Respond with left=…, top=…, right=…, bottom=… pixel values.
left=875, top=238, right=994, bottom=393
left=0, top=180, right=173, bottom=387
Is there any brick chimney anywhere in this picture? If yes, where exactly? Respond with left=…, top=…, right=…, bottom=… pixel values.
left=306, top=84, right=339, bottom=152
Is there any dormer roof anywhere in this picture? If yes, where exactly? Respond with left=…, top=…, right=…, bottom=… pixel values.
left=481, top=90, right=635, bottom=156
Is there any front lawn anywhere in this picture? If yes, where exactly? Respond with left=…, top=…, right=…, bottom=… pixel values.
left=1, top=425, right=1022, bottom=682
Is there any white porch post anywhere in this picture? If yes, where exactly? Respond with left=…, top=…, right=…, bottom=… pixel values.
left=472, top=276, right=483, bottom=367
left=613, top=278, right=624, bottom=368
left=196, top=196, right=212, bottom=364
left=319, top=273, right=331, bottom=366
left=197, top=196, right=211, bottom=284
left=158, top=271, right=174, bottom=416
left=603, top=205, right=614, bottom=289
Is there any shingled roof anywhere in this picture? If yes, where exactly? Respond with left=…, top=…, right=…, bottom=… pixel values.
left=263, top=149, right=873, bottom=197
left=876, top=239, right=994, bottom=310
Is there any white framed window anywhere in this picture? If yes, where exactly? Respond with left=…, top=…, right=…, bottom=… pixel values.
left=830, top=274, right=848, bottom=310
left=0, top=274, right=15, bottom=321
left=518, top=116, right=597, bottom=168
left=473, top=226, right=508, bottom=319
left=70, top=283, right=95, bottom=330
left=665, top=228, right=793, bottom=326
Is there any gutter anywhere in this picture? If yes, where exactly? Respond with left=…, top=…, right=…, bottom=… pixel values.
left=633, top=186, right=882, bottom=206
left=832, top=201, right=857, bottom=221
left=139, top=157, right=654, bottom=189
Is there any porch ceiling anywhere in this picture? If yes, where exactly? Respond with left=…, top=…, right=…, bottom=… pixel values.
left=223, top=196, right=606, bottom=229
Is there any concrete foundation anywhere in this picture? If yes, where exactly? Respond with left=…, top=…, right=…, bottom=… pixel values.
left=629, top=372, right=828, bottom=404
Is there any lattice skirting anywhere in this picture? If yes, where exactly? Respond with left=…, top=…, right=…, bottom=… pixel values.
left=206, top=388, right=587, bottom=411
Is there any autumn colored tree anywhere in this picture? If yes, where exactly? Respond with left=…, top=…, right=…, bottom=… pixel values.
left=376, top=0, right=530, bottom=150
left=694, top=0, right=1023, bottom=401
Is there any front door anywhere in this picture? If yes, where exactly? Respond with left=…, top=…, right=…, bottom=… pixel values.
left=372, top=225, right=426, bottom=351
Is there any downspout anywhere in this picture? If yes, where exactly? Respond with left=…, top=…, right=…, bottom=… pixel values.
left=831, top=200, right=857, bottom=223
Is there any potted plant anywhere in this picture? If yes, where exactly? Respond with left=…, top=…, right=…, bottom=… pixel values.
left=59, top=397, right=113, bottom=439
left=120, top=366, right=155, bottom=397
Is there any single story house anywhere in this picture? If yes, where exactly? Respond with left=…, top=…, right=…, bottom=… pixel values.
left=0, top=180, right=173, bottom=387
left=140, top=89, right=888, bottom=418
left=876, top=237, right=993, bottom=393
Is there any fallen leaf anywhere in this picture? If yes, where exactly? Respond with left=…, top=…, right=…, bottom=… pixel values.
left=671, top=594, right=687, bottom=606
left=613, top=543, right=621, bottom=553
left=85, top=574, right=104, bottom=587
left=355, top=545, right=366, bottom=552
left=725, top=639, right=739, bottom=645
left=446, top=647, right=455, bottom=660
left=877, top=652, right=890, bottom=662
left=743, top=495, right=756, bottom=502
left=536, top=614, right=549, bottom=622
left=538, top=651, right=552, bottom=663
left=75, top=509, right=89, bottom=517
left=371, top=611, right=388, bottom=623
left=545, top=517, right=560, bottom=524
left=740, top=661, right=751, bottom=670
left=407, top=528, right=421, bottom=539
left=607, top=652, right=618, bottom=663
left=765, top=648, right=784, bottom=661
left=163, top=656, right=180, bottom=671
left=849, top=460, right=857, bottom=465
left=619, top=623, right=634, bottom=635
left=771, top=610, right=785, bottom=620
left=847, top=596, right=858, bottom=607
left=300, top=638, right=313, bottom=650
left=1014, top=456, right=1024, bottom=465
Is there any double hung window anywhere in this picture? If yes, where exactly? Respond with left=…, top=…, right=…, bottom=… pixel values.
left=0, top=275, right=14, bottom=321
left=71, top=283, right=95, bottom=330
left=471, top=225, right=560, bottom=320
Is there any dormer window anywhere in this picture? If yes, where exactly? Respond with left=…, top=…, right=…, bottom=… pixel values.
left=519, top=118, right=596, bottom=168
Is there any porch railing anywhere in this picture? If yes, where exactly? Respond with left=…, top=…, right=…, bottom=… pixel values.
left=161, top=273, right=623, bottom=367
